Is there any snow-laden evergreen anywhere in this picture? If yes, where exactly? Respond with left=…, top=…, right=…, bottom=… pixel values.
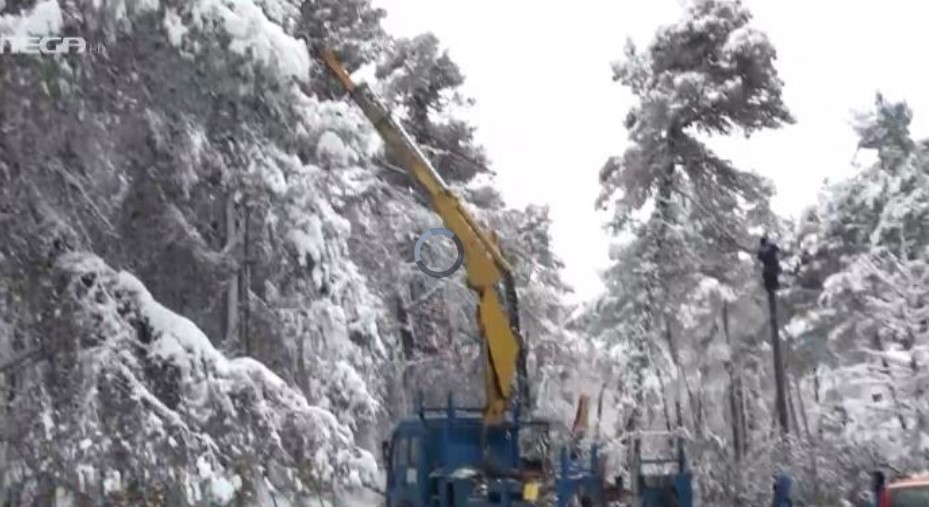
left=0, top=0, right=585, bottom=503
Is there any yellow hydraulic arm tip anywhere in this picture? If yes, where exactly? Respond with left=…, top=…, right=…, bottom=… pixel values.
left=318, top=47, right=356, bottom=93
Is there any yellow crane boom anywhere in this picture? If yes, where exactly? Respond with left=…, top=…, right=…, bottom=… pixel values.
left=317, top=48, right=529, bottom=426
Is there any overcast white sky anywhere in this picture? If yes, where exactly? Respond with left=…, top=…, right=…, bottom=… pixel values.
left=372, top=0, right=929, bottom=302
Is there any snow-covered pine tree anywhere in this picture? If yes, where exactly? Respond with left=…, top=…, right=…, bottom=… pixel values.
left=791, top=94, right=929, bottom=473
left=0, top=0, right=399, bottom=501
left=595, top=0, right=791, bottom=438
left=375, top=32, right=491, bottom=184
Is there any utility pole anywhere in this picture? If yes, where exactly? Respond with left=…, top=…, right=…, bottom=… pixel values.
left=758, top=236, right=789, bottom=435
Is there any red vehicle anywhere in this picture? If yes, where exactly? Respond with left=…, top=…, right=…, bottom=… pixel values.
left=879, top=474, right=929, bottom=507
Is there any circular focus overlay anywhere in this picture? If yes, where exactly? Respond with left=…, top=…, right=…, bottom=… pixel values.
left=414, top=227, right=465, bottom=279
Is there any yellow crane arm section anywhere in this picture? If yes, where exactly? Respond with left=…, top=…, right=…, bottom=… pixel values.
left=318, top=48, right=528, bottom=426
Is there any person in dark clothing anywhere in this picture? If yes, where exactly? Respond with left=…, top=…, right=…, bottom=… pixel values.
left=655, top=476, right=680, bottom=507
left=871, top=470, right=888, bottom=507
left=772, top=472, right=793, bottom=507
left=758, top=236, right=782, bottom=292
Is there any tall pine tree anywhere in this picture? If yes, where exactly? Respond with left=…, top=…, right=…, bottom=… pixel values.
left=594, top=0, right=792, bottom=439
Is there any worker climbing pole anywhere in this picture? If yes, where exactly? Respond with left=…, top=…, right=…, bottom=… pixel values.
left=758, top=236, right=789, bottom=435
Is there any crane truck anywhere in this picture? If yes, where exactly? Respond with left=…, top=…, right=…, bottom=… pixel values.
left=315, top=48, right=609, bottom=507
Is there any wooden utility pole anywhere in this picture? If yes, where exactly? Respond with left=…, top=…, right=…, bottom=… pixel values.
left=759, top=236, right=789, bottom=435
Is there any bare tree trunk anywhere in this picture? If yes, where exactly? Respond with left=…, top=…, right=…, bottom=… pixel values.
left=625, top=398, right=643, bottom=503
left=595, top=383, right=607, bottom=441
left=811, top=366, right=824, bottom=437
left=665, top=322, right=700, bottom=435
left=624, top=336, right=648, bottom=494
left=224, top=193, right=239, bottom=348
left=693, top=387, right=706, bottom=435
left=795, top=376, right=821, bottom=502
left=795, top=378, right=811, bottom=440
left=649, top=146, right=681, bottom=447
left=722, top=301, right=743, bottom=462
left=655, top=365, right=674, bottom=436
left=721, top=301, right=746, bottom=507
left=872, top=332, right=907, bottom=430
left=640, top=287, right=671, bottom=442
left=910, top=352, right=926, bottom=447
left=767, top=289, right=790, bottom=435
left=784, top=331, right=804, bottom=437
left=241, top=201, right=251, bottom=357
left=295, top=317, right=310, bottom=396
left=740, top=383, right=751, bottom=454
left=786, top=374, right=801, bottom=435
left=395, top=290, right=417, bottom=398
left=813, top=367, right=821, bottom=405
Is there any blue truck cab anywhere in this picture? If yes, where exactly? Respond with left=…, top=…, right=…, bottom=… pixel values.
left=381, top=395, right=605, bottom=507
